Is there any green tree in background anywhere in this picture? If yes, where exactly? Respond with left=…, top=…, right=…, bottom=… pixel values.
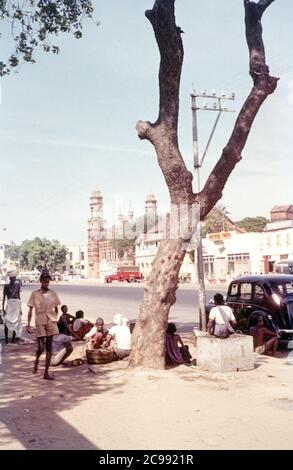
left=4, top=243, right=20, bottom=263
left=110, top=214, right=160, bottom=260
left=236, top=216, right=269, bottom=232
left=202, top=204, right=231, bottom=237
left=7, top=237, right=67, bottom=272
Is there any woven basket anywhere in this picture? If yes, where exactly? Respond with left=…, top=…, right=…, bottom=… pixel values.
left=86, top=347, right=114, bottom=364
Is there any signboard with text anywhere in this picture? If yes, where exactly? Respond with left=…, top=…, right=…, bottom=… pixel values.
left=207, top=231, right=232, bottom=241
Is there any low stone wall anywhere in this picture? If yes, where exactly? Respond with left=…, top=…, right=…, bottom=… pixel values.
left=196, top=334, right=254, bottom=373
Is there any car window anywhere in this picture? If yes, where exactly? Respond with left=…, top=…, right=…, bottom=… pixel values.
left=274, top=282, right=293, bottom=296
left=254, top=284, right=264, bottom=300
left=239, top=283, right=252, bottom=300
left=229, top=282, right=238, bottom=297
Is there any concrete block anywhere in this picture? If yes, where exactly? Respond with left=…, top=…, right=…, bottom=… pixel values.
left=196, top=334, right=254, bottom=373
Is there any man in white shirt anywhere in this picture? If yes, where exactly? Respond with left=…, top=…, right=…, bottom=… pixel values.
left=207, top=293, right=236, bottom=338
left=104, top=314, right=132, bottom=359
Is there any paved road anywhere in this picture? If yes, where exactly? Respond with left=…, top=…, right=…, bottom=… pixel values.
left=18, top=282, right=227, bottom=332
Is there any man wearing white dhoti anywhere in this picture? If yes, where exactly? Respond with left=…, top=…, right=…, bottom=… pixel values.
left=2, top=270, right=22, bottom=344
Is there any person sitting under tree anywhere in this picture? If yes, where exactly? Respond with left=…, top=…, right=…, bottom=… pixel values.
left=84, top=317, right=108, bottom=349
left=207, top=293, right=236, bottom=338
left=59, top=304, right=75, bottom=334
left=72, top=310, right=92, bottom=340
left=250, top=316, right=278, bottom=356
left=51, top=321, right=77, bottom=366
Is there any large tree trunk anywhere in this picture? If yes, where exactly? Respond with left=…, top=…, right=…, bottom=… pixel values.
left=129, top=0, right=278, bottom=368
left=130, top=238, right=186, bottom=369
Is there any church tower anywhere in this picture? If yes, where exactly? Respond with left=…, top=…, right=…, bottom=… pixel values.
left=144, top=193, right=158, bottom=233
left=145, top=193, right=157, bottom=216
left=88, top=188, right=105, bottom=278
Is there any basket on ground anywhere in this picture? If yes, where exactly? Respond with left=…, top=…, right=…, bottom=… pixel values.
left=86, top=347, right=114, bottom=364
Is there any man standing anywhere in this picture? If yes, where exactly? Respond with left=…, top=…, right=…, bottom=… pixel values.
left=27, top=273, right=61, bottom=380
left=2, top=270, right=22, bottom=344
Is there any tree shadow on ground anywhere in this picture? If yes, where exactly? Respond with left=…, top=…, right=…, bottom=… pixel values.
left=0, top=338, right=127, bottom=449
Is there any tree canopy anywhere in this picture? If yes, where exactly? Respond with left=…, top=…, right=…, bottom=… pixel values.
left=0, top=0, right=97, bottom=76
left=236, top=216, right=269, bottom=232
left=5, top=237, right=67, bottom=272
left=202, top=205, right=231, bottom=237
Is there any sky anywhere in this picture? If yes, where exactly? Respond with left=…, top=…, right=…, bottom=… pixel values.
left=0, top=0, right=293, bottom=245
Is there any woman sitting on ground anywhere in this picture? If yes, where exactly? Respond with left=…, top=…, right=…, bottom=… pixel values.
left=166, top=323, right=192, bottom=366
left=84, top=317, right=108, bottom=349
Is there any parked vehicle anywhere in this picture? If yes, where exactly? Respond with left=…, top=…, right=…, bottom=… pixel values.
left=225, top=274, right=293, bottom=344
left=19, top=271, right=39, bottom=283
left=104, top=270, right=142, bottom=283
left=274, top=260, right=293, bottom=275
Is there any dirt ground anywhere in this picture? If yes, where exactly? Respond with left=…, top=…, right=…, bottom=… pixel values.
left=1, top=329, right=293, bottom=451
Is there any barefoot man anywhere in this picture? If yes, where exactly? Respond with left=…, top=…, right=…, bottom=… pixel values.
left=250, top=316, right=278, bottom=356
left=27, top=272, right=61, bottom=380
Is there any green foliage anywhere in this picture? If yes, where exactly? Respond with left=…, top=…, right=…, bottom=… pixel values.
left=110, top=221, right=137, bottom=259
left=202, top=204, right=230, bottom=237
left=236, top=216, right=269, bottom=232
left=110, top=214, right=159, bottom=259
left=6, top=237, right=67, bottom=271
left=0, top=0, right=98, bottom=76
left=4, top=243, right=20, bottom=261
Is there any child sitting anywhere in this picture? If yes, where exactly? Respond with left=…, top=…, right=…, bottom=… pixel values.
left=59, top=305, right=75, bottom=334
left=84, top=317, right=108, bottom=349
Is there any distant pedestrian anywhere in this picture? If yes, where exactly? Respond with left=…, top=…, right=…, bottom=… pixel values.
left=2, top=270, right=22, bottom=344
left=27, top=273, right=61, bottom=380
left=207, top=293, right=236, bottom=337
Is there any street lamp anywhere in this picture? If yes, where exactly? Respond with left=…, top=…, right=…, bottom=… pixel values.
left=191, top=88, right=235, bottom=331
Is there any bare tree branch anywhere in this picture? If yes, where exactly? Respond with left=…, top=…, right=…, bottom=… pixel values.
left=258, top=0, right=276, bottom=13
left=136, top=0, right=194, bottom=204
left=200, top=0, right=278, bottom=218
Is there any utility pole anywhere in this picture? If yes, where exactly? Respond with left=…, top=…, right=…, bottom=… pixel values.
left=191, top=88, right=235, bottom=331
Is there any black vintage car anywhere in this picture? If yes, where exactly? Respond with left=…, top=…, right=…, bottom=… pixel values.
left=226, top=275, right=293, bottom=343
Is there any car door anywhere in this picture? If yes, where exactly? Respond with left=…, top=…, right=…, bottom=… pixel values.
left=227, top=281, right=253, bottom=329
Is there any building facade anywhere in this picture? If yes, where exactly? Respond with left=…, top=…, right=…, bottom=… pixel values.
left=66, top=246, right=88, bottom=278
left=262, top=206, right=293, bottom=273
left=87, top=189, right=136, bottom=279
left=87, top=189, right=106, bottom=278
